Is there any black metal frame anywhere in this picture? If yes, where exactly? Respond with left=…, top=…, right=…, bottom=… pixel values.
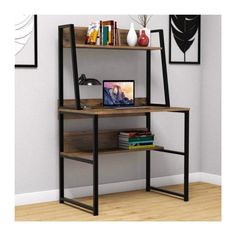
left=149, top=30, right=170, bottom=107
left=58, top=24, right=82, bottom=110
left=58, top=24, right=189, bottom=216
left=59, top=113, right=99, bottom=215
left=15, top=15, right=38, bottom=68
left=146, top=110, right=189, bottom=201
left=58, top=24, right=98, bottom=215
left=169, top=15, right=201, bottom=64
left=60, top=26, right=170, bottom=110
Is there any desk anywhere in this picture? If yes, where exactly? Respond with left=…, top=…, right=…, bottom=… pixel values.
left=58, top=101, right=190, bottom=216
left=58, top=24, right=189, bottom=216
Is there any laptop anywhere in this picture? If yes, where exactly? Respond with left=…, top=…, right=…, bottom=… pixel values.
left=103, top=80, right=135, bottom=108
left=103, top=80, right=144, bottom=109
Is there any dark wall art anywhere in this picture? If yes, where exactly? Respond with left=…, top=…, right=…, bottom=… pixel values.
left=169, top=15, right=201, bottom=64
left=15, top=15, right=38, bottom=68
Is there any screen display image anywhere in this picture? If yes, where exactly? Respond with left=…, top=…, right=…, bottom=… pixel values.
left=103, top=81, right=134, bottom=106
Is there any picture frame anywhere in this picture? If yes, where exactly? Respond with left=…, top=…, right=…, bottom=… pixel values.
left=169, top=15, right=201, bottom=64
left=117, top=29, right=129, bottom=46
left=15, top=15, right=38, bottom=68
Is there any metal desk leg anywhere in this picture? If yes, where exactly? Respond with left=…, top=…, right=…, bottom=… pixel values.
left=149, top=110, right=190, bottom=201
left=146, top=151, right=151, bottom=191
left=93, top=115, right=99, bottom=215
left=146, top=112, right=151, bottom=191
left=59, top=113, right=64, bottom=203
left=184, top=111, right=189, bottom=201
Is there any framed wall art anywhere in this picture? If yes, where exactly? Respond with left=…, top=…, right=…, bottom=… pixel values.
left=15, top=15, right=38, bottom=68
left=169, top=15, right=201, bottom=64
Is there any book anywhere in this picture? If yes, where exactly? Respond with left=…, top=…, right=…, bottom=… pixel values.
left=119, top=140, right=154, bottom=146
left=118, top=130, right=155, bottom=150
left=118, top=135, right=154, bottom=142
left=119, top=144, right=156, bottom=150
left=98, top=20, right=118, bottom=46
left=107, top=25, right=112, bottom=44
left=119, top=130, right=152, bottom=137
left=101, top=20, right=115, bottom=45
left=114, top=21, right=117, bottom=45
left=116, top=28, right=120, bottom=46
left=102, top=26, right=109, bottom=45
left=99, top=20, right=103, bottom=45
left=119, top=140, right=154, bottom=145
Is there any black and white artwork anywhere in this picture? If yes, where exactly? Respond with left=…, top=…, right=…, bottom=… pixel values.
left=15, top=15, right=38, bottom=68
left=169, top=15, right=201, bottom=64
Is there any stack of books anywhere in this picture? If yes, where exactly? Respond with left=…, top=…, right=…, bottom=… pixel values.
left=99, top=20, right=118, bottom=46
left=85, top=20, right=120, bottom=46
left=118, top=131, right=155, bottom=150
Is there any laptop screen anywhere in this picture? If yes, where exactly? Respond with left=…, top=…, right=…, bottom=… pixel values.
left=103, top=80, right=135, bottom=106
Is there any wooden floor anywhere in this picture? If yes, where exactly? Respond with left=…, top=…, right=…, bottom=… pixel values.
left=15, top=182, right=221, bottom=221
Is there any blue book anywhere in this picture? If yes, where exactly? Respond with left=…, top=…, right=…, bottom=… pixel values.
left=102, top=26, right=109, bottom=45
left=119, top=140, right=154, bottom=145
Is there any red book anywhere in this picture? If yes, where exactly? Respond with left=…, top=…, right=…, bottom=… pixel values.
left=119, top=131, right=152, bottom=138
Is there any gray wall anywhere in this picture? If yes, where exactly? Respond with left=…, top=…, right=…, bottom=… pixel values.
left=201, top=15, right=221, bottom=175
left=15, top=15, right=221, bottom=194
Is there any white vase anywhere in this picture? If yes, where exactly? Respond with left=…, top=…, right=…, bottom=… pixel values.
left=139, top=27, right=151, bottom=46
left=127, top=23, right=137, bottom=46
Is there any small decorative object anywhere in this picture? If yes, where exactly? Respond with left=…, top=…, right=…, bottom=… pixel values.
left=130, top=15, right=152, bottom=46
left=118, top=29, right=139, bottom=47
left=138, top=30, right=149, bottom=46
left=85, top=21, right=99, bottom=45
left=118, top=29, right=131, bottom=46
left=127, top=23, right=137, bottom=46
left=78, top=74, right=101, bottom=86
left=169, top=15, right=201, bottom=64
left=15, top=15, right=38, bottom=68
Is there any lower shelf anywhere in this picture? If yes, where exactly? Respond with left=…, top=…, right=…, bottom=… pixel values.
left=61, top=145, right=164, bottom=159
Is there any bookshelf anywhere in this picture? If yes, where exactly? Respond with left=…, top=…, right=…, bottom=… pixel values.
left=61, top=127, right=164, bottom=160
left=64, top=43, right=161, bottom=50
left=62, top=26, right=161, bottom=50
left=58, top=24, right=190, bottom=216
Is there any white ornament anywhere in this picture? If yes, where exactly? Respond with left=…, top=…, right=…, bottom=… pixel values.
left=127, top=23, right=137, bottom=46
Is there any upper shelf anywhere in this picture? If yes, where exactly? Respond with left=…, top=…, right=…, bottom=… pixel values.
left=63, top=26, right=161, bottom=51
left=63, top=43, right=161, bottom=51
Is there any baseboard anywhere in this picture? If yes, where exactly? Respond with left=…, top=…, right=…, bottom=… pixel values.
left=199, top=172, right=221, bottom=185
left=15, top=172, right=221, bottom=206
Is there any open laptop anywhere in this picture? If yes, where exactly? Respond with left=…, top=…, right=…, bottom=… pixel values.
left=103, top=80, right=134, bottom=108
left=103, top=80, right=145, bottom=109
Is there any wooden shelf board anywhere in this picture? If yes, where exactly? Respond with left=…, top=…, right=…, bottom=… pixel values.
left=61, top=145, right=164, bottom=159
left=59, top=106, right=190, bottom=116
left=64, top=112, right=147, bottom=119
left=63, top=43, right=161, bottom=51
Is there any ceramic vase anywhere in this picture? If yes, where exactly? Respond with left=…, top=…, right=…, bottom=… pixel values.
left=138, top=30, right=149, bottom=46
left=139, top=28, right=151, bottom=46
left=127, top=23, right=137, bottom=46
